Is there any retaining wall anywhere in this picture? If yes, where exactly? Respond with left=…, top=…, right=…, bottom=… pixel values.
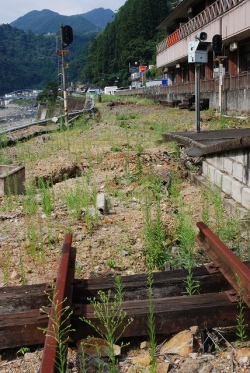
left=116, top=87, right=250, bottom=115
left=202, top=150, right=250, bottom=209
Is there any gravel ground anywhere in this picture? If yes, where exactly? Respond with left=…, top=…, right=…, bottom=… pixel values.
left=0, top=103, right=37, bottom=132
left=0, top=100, right=250, bottom=372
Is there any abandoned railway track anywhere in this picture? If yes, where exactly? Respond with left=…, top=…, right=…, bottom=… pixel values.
left=1, top=223, right=250, bottom=372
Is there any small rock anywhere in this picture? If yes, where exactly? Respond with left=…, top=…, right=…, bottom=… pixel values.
left=160, top=329, right=193, bottom=358
left=10, top=270, right=18, bottom=280
left=157, top=362, right=170, bottom=373
left=236, top=347, right=250, bottom=360
left=121, top=249, right=129, bottom=256
left=190, top=326, right=199, bottom=336
left=77, top=337, right=120, bottom=357
left=140, top=341, right=150, bottom=350
left=238, top=356, right=249, bottom=366
left=132, top=354, right=151, bottom=367
left=189, top=352, right=198, bottom=359
left=23, top=352, right=35, bottom=361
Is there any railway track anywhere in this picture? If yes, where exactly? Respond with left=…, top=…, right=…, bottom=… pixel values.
left=1, top=222, right=250, bottom=372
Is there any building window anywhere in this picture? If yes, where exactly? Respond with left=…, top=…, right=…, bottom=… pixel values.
left=239, top=43, right=250, bottom=72
left=182, top=65, right=188, bottom=83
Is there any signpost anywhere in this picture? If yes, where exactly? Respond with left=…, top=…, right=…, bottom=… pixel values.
left=139, top=66, right=147, bottom=86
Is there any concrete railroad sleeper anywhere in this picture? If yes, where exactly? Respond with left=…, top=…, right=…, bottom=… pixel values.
left=0, top=223, right=250, bottom=372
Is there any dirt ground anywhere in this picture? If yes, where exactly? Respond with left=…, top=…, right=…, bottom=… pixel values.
left=0, top=99, right=250, bottom=372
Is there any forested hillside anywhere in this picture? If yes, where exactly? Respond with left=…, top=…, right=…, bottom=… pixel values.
left=0, top=1, right=174, bottom=95
left=81, top=0, right=173, bottom=87
left=0, top=24, right=94, bottom=95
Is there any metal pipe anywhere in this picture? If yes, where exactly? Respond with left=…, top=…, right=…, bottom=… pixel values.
left=195, top=63, right=200, bottom=132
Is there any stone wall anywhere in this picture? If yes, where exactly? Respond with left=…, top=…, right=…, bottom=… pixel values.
left=202, top=150, right=250, bottom=209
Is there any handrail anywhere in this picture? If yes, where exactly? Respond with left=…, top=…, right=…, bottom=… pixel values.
left=157, top=0, right=244, bottom=54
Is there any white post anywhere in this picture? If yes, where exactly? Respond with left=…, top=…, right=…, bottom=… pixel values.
left=219, top=63, right=223, bottom=114
left=195, top=63, right=200, bottom=132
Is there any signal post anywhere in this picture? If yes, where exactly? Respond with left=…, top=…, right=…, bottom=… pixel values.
left=58, top=24, right=73, bottom=127
left=212, top=34, right=227, bottom=114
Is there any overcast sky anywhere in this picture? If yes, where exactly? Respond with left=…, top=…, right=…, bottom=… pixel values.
left=0, top=0, right=127, bottom=24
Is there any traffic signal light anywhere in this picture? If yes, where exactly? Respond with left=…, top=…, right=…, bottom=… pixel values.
left=62, top=25, right=73, bottom=46
left=212, top=34, right=222, bottom=57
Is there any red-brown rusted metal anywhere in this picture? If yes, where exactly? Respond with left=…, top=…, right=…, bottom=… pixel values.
left=197, top=221, right=250, bottom=308
left=40, top=233, right=74, bottom=373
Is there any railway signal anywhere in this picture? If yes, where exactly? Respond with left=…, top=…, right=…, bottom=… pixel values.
left=212, top=34, right=222, bottom=57
left=62, top=25, right=73, bottom=46
left=60, top=24, right=74, bottom=127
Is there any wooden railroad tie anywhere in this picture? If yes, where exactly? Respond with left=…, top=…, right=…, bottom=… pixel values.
left=1, top=223, right=250, bottom=361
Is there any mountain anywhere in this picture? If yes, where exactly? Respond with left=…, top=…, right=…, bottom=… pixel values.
left=82, top=8, right=115, bottom=30
left=82, top=0, right=173, bottom=87
left=10, top=8, right=114, bottom=34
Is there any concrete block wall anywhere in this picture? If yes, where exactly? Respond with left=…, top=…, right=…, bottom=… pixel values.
left=202, top=149, right=250, bottom=209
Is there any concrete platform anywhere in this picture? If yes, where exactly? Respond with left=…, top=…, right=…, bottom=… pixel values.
left=162, top=128, right=250, bottom=156
left=163, top=128, right=250, bottom=211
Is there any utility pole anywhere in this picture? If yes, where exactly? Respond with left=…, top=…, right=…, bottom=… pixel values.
left=60, top=24, right=68, bottom=127
left=58, top=24, right=73, bottom=127
left=195, top=64, right=201, bottom=132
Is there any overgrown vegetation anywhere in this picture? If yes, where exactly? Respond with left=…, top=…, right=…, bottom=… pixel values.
left=80, top=276, right=133, bottom=373
left=1, top=97, right=250, bottom=371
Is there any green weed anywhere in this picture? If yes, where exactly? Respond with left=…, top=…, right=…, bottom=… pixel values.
left=39, top=284, right=75, bottom=373
left=80, top=275, right=133, bottom=373
left=38, top=177, right=55, bottom=216
left=144, top=177, right=166, bottom=270
left=22, top=179, right=38, bottom=215
left=147, top=272, right=157, bottom=372
left=236, top=274, right=248, bottom=343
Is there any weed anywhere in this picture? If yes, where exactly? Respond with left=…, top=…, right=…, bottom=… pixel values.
left=236, top=274, right=248, bottom=343
left=22, top=179, right=38, bottom=215
left=201, top=187, right=210, bottom=226
left=147, top=272, right=157, bottom=372
left=19, top=248, right=27, bottom=285
left=136, top=143, right=144, bottom=155
left=3, top=245, right=11, bottom=282
left=168, top=171, right=182, bottom=205
left=212, top=187, right=224, bottom=237
left=182, top=257, right=200, bottom=295
left=38, top=177, right=54, bottom=216
left=80, top=275, right=133, bottom=373
left=107, top=259, right=116, bottom=268
left=39, top=284, right=75, bottom=373
left=111, top=145, right=121, bottom=152
left=119, top=122, right=130, bottom=129
left=177, top=199, right=200, bottom=294
left=27, top=217, right=39, bottom=259
left=144, top=178, right=166, bottom=270
left=16, top=346, right=31, bottom=356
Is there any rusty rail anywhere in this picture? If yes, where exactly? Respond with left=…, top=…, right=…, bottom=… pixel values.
left=40, top=233, right=76, bottom=373
left=197, top=221, right=250, bottom=308
left=2, top=225, right=250, bottom=370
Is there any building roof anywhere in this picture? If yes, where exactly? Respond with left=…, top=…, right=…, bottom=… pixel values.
left=157, top=0, right=204, bottom=29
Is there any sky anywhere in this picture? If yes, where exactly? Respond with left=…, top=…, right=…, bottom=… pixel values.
left=0, top=0, right=127, bottom=24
